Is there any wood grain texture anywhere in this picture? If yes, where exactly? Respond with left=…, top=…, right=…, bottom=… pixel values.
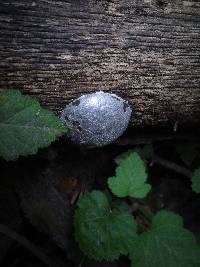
left=0, top=0, right=200, bottom=128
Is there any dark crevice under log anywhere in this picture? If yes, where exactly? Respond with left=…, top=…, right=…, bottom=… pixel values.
left=0, top=0, right=200, bottom=130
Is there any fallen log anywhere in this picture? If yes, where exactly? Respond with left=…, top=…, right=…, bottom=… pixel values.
left=0, top=0, right=200, bottom=129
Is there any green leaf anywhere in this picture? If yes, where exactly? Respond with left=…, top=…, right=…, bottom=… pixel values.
left=0, top=90, right=67, bottom=160
left=74, top=190, right=137, bottom=261
left=191, top=167, right=200, bottom=193
left=114, top=145, right=153, bottom=165
left=130, top=210, right=200, bottom=267
left=108, top=152, right=151, bottom=198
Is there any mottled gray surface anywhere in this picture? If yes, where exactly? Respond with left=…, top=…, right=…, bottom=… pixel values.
left=61, top=91, right=132, bottom=146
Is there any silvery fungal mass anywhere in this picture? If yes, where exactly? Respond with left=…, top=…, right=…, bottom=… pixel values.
left=61, top=91, right=132, bottom=146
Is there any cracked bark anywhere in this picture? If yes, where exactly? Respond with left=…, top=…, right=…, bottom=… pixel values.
left=0, top=0, right=200, bottom=129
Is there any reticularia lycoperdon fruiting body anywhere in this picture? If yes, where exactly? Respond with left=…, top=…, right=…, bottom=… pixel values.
left=61, top=91, right=132, bottom=146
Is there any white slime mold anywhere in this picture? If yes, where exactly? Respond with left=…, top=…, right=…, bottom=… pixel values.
left=61, top=91, right=132, bottom=146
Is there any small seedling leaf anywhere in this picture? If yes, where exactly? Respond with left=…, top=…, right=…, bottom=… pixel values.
left=114, top=145, right=153, bottom=165
left=108, top=152, right=151, bottom=198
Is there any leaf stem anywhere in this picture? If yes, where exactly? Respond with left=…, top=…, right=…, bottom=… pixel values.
left=152, top=154, right=192, bottom=178
left=0, top=224, right=53, bottom=267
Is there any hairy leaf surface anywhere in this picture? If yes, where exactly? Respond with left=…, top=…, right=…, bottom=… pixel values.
left=74, top=191, right=137, bottom=261
left=130, top=211, right=200, bottom=267
left=108, top=152, right=151, bottom=198
left=0, top=90, right=67, bottom=160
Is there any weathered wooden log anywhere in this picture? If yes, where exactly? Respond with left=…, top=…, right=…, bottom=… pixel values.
left=0, top=0, right=200, bottom=129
